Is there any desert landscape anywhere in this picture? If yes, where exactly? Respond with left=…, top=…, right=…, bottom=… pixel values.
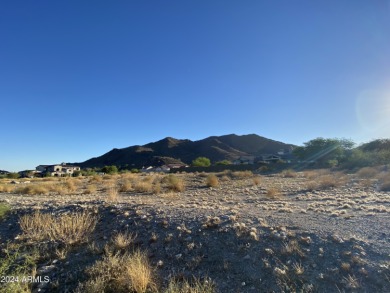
left=1, top=167, right=389, bottom=292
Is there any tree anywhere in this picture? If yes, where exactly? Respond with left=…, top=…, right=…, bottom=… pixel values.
left=293, top=138, right=355, bottom=167
left=192, top=157, right=211, bottom=167
left=101, top=165, right=118, bottom=174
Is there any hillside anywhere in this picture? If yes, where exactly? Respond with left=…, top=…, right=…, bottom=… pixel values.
left=76, top=134, right=295, bottom=169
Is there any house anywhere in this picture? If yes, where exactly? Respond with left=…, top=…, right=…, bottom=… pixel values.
left=255, top=154, right=282, bottom=164
left=233, top=156, right=255, bottom=165
left=36, top=163, right=81, bottom=176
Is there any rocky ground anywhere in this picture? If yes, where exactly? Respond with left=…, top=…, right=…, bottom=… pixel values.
left=0, top=169, right=389, bottom=292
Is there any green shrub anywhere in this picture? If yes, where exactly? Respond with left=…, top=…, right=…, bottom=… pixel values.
left=192, top=157, right=211, bottom=167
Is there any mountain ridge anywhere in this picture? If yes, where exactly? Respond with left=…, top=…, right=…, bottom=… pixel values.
left=75, top=134, right=295, bottom=168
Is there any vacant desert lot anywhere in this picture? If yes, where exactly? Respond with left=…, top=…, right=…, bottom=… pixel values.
left=0, top=168, right=389, bottom=292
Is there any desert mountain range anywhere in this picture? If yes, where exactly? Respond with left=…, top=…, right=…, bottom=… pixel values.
left=76, top=134, right=295, bottom=169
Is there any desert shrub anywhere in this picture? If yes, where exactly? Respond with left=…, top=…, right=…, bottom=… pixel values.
left=252, top=176, right=262, bottom=186
left=0, top=184, right=14, bottom=193
left=76, top=250, right=156, bottom=293
left=232, top=171, right=253, bottom=178
left=266, top=187, right=280, bottom=198
left=118, top=180, right=132, bottom=192
left=84, top=184, right=98, bottom=194
left=206, top=174, right=219, bottom=187
left=20, top=211, right=98, bottom=245
left=192, top=157, right=211, bottom=167
left=133, top=181, right=153, bottom=193
left=306, top=173, right=347, bottom=190
left=165, top=277, right=215, bottom=293
left=14, top=184, right=49, bottom=195
left=281, top=169, right=297, bottom=178
left=90, top=175, right=103, bottom=183
left=111, top=231, right=136, bottom=250
left=356, top=167, right=380, bottom=179
left=165, top=175, right=185, bottom=192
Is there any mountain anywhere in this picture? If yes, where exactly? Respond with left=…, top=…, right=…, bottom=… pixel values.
left=76, top=134, right=295, bottom=169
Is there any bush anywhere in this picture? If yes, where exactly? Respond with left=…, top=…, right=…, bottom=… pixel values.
left=165, top=175, right=186, bottom=192
left=101, top=165, right=118, bottom=175
left=206, top=174, right=219, bottom=187
left=215, top=160, right=231, bottom=165
left=192, top=157, right=211, bottom=167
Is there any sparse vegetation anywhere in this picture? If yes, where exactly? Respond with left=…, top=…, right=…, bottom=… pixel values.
left=0, top=202, right=10, bottom=220
left=20, top=210, right=98, bottom=245
left=77, top=250, right=156, bottom=293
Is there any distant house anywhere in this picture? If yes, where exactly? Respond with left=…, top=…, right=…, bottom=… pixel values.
left=255, top=155, right=282, bottom=163
left=233, top=156, right=255, bottom=165
left=36, top=163, right=80, bottom=176
left=141, top=163, right=188, bottom=173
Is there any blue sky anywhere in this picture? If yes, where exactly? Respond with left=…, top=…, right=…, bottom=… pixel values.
left=1, top=1, right=390, bottom=171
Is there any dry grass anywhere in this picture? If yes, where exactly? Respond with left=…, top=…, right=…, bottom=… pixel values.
left=231, top=171, right=253, bottom=179
left=118, top=180, right=132, bottom=192
left=252, top=176, right=262, bottom=186
left=77, top=250, right=156, bottom=293
left=306, top=173, right=347, bottom=191
left=0, top=184, right=14, bottom=193
left=20, top=210, right=98, bottom=245
left=266, top=187, right=281, bottom=198
left=356, top=167, right=380, bottom=179
left=165, top=277, right=215, bottom=293
left=83, top=184, right=98, bottom=194
left=112, top=231, right=136, bottom=250
left=166, top=175, right=186, bottom=192
left=107, top=186, right=119, bottom=202
left=15, top=184, right=49, bottom=195
left=206, top=174, right=219, bottom=188
left=133, top=181, right=154, bottom=193
left=281, top=169, right=297, bottom=178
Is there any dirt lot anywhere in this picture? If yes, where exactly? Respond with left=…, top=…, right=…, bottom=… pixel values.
left=0, top=169, right=389, bottom=292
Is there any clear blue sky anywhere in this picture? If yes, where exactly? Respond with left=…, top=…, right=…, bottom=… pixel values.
left=1, top=1, right=390, bottom=171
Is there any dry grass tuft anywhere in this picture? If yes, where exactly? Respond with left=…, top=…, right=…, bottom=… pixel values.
left=206, top=174, right=219, bottom=188
left=112, top=231, right=136, bottom=250
left=15, top=184, right=49, bottom=195
left=281, top=169, right=297, bottom=178
left=133, top=180, right=154, bottom=193
left=165, top=277, right=215, bottom=293
left=77, top=250, right=156, bottom=293
left=83, top=184, right=97, bottom=194
left=20, top=210, right=98, bottom=245
left=166, top=175, right=186, bottom=192
left=252, top=176, right=262, bottom=186
left=266, top=187, right=281, bottom=198
left=107, top=186, right=119, bottom=202
left=118, top=180, right=132, bottom=192
left=231, top=171, right=253, bottom=179
left=0, top=184, right=14, bottom=193
left=356, top=167, right=380, bottom=179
